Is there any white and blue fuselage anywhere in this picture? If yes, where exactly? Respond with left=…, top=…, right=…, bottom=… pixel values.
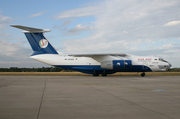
left=11, top=25, right=171, bottom=77
left=30, top=54, right=171, bottom=75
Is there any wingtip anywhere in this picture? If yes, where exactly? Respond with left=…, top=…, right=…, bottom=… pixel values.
left=10, top=25, right=21, bottom=27
left=10, top=25, right=17, bottom=27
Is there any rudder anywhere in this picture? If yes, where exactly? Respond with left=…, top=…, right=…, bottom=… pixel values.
left=24, top=32, right=58, bottom=55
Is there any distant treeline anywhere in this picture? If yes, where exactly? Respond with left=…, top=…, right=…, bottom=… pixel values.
left=169, top=68, right=180, bottom=72
left=0, top=67, right=179, bottom=72
left=0, top=67, right=64, bottom=72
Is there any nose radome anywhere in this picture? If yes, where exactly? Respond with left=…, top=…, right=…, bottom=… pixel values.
left=169, top=63, right=172, bottom=67
left=166, top=63, right=172, bottom=71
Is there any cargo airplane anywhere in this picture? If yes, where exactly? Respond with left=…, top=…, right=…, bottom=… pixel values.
left=11, top=25, right=171, bottom=77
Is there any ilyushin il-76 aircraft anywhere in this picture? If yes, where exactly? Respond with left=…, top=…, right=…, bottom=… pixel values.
left=11, top=25, right=172, bottom=77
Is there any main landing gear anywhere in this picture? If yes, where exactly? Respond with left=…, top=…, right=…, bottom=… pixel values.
left=93, top=72, right=145, bottom=77
left=93, top=72, right=99, bottom=76
left=102, top=73, right=107, bottom=77
left=141, top=72, right=145, bottom=77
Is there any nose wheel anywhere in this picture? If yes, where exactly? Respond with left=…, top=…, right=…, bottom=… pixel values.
left=141, top=72, right=145, bottom=77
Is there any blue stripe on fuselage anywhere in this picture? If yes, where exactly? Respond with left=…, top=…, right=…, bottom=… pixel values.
left=53, top=65, right=152, bottom=74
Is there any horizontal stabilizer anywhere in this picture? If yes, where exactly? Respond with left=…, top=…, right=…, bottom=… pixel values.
left=11, top=25, right=51, bottom=33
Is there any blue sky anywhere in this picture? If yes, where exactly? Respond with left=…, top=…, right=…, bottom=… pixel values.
left=0, top=0, right=180, bottom=68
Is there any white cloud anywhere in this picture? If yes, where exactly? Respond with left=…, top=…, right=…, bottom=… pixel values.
left=0, top=40, right=22, bottom=56
left=122, top=30, right=128, bottom=34
left=163, top=20, right=180, bottom=26
left=29, top=11, right=45, bottom=18
left=69, top=24, right=93, bottom=33
left=0, top=11, right=15, bottom=49
left=0, top=11, right=13, bottom=30
left=0, top=11, right=44, bottom=67
left=54, top=6, right=100, bottom=20
left=159, top=43, right=173, bottom=49
left=62, top=20, right=71, bottom=26
left=0, top=39, right=49, bottom=68
left=53, top=20, right=71, bottom=30
left=62, top=0, right=180, bottom=53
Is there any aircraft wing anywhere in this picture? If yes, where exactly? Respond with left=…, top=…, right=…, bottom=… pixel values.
left=70, top=53, right=127, bottom=57
left=70, top=53, right=129, bottom=62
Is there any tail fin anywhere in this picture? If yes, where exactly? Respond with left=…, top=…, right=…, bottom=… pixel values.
left=11, top=25, right=58, bottom=55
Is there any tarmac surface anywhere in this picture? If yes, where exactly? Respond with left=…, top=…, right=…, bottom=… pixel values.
left=0, top=75, right=180, bottom=119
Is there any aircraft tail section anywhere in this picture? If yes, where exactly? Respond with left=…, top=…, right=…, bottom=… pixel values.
left=11, top=25, right=58, bottom=55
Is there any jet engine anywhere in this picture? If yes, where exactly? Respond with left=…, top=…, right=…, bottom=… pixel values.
left=101, top=60, right=132, bottom=70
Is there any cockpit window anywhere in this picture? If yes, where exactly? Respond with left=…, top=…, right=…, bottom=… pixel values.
left=159, top=58, right=168, bottom=63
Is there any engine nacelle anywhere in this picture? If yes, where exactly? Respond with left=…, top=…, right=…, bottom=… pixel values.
left=101, top=60, right=132, bottom=70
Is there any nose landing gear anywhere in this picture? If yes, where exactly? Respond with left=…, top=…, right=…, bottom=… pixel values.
left=141, top=72, right=145, bottom=77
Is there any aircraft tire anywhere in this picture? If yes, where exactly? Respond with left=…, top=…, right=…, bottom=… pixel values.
left=93, top=73, right=99, bottom=76
left=141, top=72, right=145, bottom=77
left=102, top=73, right=107, bottom=77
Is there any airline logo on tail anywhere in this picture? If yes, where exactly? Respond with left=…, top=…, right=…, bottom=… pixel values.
left=39, top=39, right=48, bottom=48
